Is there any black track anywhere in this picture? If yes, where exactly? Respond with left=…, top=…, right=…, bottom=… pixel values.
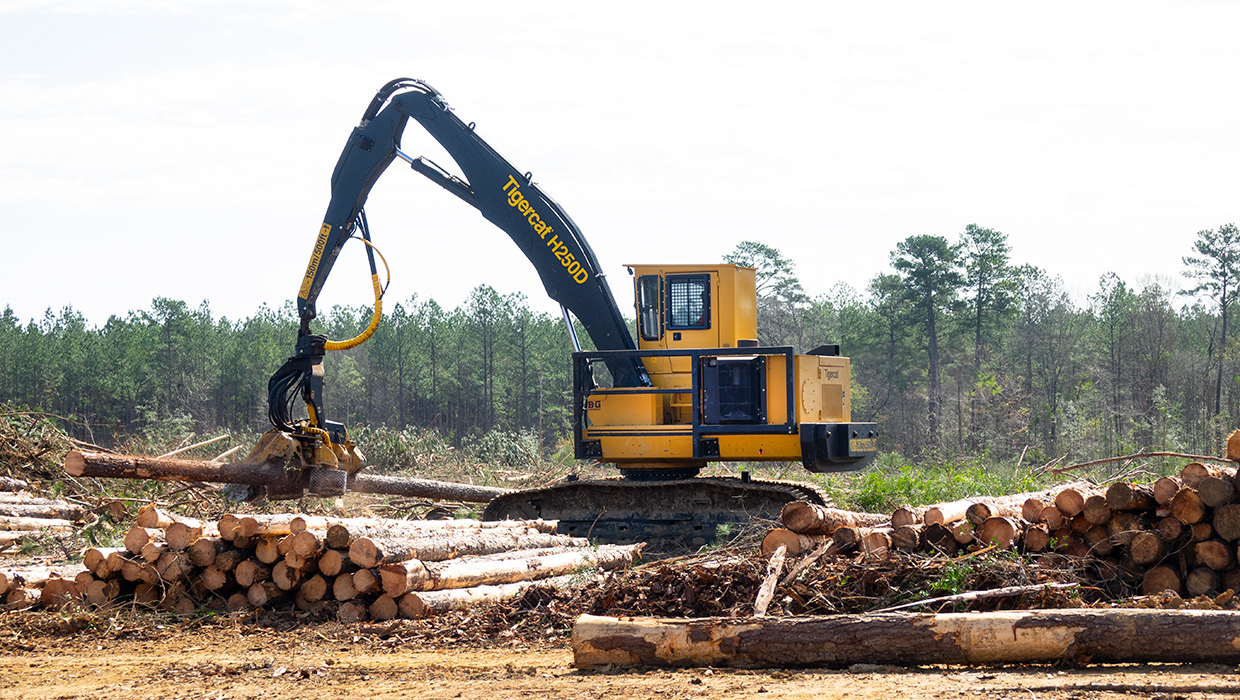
left=480, top=476, right=833, bottom=546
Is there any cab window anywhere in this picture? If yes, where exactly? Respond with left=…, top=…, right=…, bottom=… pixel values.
left=637, top=275, right=661, bottom=341
left=666, top=274, right=710, bottom=330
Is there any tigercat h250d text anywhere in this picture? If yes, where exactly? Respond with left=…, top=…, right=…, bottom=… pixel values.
left=245, top=78, right=877, bottom=544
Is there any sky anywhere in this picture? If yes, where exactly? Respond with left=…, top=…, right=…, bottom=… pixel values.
left=1, top=0, right=1237, bottom=328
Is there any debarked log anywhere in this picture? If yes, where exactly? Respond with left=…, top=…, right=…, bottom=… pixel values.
left=572, top=609, right=1240, bottom=669
left=64, top=450, right=512, bottom=503
left=349, top=530, right=586, bottom=568
left=397, top=575, right=573, bottom=619
left=378, top=543, right=639, bottom=596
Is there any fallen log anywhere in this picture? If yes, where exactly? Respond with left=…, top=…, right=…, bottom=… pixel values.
left=1153, top=476, right=1182, bottom=505
left=64, top=450, right=513, bottom=503
left=1198, top=475, right=1236, bottom=508
left=859, top=529, right=892, bottom=558
left=0, top=516, right=73, bottom=531
left=1215, top=503, right=1240, bottom=541
left=349, top=530, right=585, bottom=568
left=186, top=537, right=229, bottom=568
left=1054, top=486, right=1103, bottom=517
left=167, top=522, right=217, bottom=552
left=1172, top=487, right=1208, bottom=524
left=352, top=567, right=381, bottom=595
left=1023, top=524, right=1050, bottom=552
left=922, top=499, right=972, bottom=526
left=397, top=575, right=572, bottom=619
left=318, top=549, right=350, bottom=577
left=123, top=527, right=162, bottom=555
left=1186, top=566, right=1220, bottom=597
left=779, top=502, right=887, bottom=535
left=82, top=547, right=124, bottom=577
left=1142, top=565, right=1182, bottom=595
left=1195, top=540, right=1232, bottom=570
left=1129, top=531, right=1167, bottom=566
left=0, top=501, right=84, bottom=520
left=135, top=504, right=204, bottom=530
left=1105, top=482, right=1156, bottom=512
left=889, top=524, right=922, bottom=552
left=322, top=518, right=555, bottom=550
left=369, top=594, right=399, bottom=621
left=977, top=517, right=1022, bottom=549
left=1182, top=462, right=1233, bottom=489
left=760, top=529, right=826, bottom=557
left=236, top=514, right=330, bottom=538
left=0, top=476, right=29, bottom=492
left=1082, top=495, right=1112, bottom=525
left=378, top=543, right=639, bottom=596
left=572, top=609, right=1240, bottom=668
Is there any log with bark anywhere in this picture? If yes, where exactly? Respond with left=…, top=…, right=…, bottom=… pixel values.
left=0, top=476, right=28, bottom=492
left=1054, top=486, right=1103, bottom=517
left=779, top=502, right=888, bottom=535
left=760, top=529, right=828, bottom=557
left=1172, top=487, right=1208, bottom=524
left=0, top=501, right=84, bottom=521
left=572, top=609, right=1240, bottom=668
left=1213, top=503, right=1240, bottom=541
left=135, top=504, right=204, bottom=530
left=1105, top=482, right=1156, bottom=512
left=65, top=450, right=512, bottom=503
left=1153, top=476, right=1182, bottom=505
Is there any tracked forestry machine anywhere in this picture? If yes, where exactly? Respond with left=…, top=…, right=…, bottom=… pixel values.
left=251, top=78, right=877, bottom=544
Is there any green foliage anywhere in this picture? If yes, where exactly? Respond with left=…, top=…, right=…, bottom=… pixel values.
left=468, top=428, right=542, bottom=467
left=352, top=424, right=461, bottom=475
left=4, top=224, right=1240, bottom=475
left=843, top=453, right=1043, bottom=513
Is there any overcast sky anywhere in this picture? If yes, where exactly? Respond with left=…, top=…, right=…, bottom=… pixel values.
left=1, top=0, right=1236, bottom=328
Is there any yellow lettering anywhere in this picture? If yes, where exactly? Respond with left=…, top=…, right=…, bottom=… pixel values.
left=298, top=222, right=333, bottom=299
left=498, top=179, right=587, bottom=284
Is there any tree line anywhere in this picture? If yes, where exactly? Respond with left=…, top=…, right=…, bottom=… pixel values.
left=1, top=222, right=1237, bottom=466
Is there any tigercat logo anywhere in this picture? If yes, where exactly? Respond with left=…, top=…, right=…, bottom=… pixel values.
left=298, top=222, right=333, bottom=299
left=824, top=369, right=840, bottom=380
left=503, top=175, right=588, bottom=284
left=850, top=438, right=877, bottom=453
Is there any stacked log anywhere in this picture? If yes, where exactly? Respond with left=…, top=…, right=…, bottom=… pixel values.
left=0, top=489, right=84, bottom=545
left=0, top=564, right=89, bottom=610
left=768, top=466, right=1240, bottom=598
left=61, top=506, right=642, bottom=621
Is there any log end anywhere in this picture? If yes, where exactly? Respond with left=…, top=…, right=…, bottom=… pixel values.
left=63, top=451, right=85, bottom=477
left=761, top=529, right=803, bottom=557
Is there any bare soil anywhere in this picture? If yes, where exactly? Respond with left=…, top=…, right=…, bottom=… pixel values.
left=3, top=612, right=1240, bottom=700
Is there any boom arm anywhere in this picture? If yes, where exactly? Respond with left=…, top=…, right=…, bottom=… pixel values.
left=271, top=79, right=649, bottom=443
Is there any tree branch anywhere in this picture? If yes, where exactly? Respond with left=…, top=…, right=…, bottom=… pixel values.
left=1052, top=451, right=1235, bottom=474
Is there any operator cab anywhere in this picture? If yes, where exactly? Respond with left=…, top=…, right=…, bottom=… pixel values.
left=628, top=263, right=758, bottom=384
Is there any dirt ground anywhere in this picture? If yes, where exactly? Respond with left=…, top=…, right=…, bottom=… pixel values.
left=3, top=615, right=1240, bottom=700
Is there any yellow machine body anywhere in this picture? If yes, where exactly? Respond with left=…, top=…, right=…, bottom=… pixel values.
left=576, top=264, right=875, bottom=474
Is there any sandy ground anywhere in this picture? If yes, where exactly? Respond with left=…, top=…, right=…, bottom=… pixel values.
left=3, top=616, right=1240, bottom=700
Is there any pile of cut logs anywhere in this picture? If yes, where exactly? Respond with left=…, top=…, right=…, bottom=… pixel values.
left=0, top=476, right=84, bottom=546
left=3, top=505, right=641, bottom=620
left=763, top=461, right=1240, bottom=598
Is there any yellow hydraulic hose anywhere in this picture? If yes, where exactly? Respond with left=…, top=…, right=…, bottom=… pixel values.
left=305, top=404, right=335, bottom=447
left=324, top=239, right=390, bottom=352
